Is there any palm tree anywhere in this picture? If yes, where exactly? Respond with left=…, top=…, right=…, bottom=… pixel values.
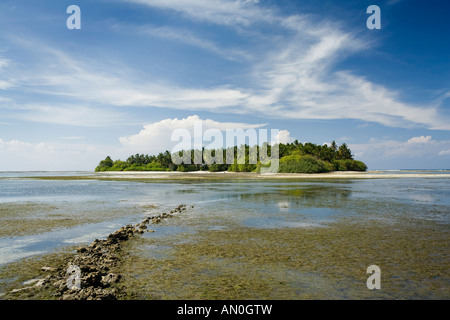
left=337, top=143, right=353, bottom=160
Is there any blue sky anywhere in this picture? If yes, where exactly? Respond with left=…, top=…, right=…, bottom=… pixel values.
left=0, top=0, right=449, bottom=170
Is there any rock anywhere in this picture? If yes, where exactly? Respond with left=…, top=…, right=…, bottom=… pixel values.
left=23, top=278, right=44, bottom=286
left=27, top=205, right=185, bottom=300
left=77, top=247, right=87, bottom=253
left=101, top=273, right=121, bottom=287
left=107, top=228, right=130, bottom=243
left=41, top=266, right=56, bottom=272
left=61, top=292, right=77, bottom=300
left=34, top=278, right=48, bottom=287
left=61, top=287, right=117, bottom=300
left=53, top=279, right=66, bottom=291
left=83, top=272, right=103, bottom=287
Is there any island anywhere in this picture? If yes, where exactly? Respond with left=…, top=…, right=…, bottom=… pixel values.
left=95, top=141, right=367, bottom=173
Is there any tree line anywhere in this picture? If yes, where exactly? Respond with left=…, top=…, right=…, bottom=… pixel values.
left=95, top=140, right=367, bottom=173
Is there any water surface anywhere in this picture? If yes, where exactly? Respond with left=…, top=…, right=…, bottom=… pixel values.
left=1, top=171, right=448, bottom=265
left=0, top=171, right=449, bottom=299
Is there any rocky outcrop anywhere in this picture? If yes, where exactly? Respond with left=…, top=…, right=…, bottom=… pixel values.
left=6, top=204, right=189, bottom=300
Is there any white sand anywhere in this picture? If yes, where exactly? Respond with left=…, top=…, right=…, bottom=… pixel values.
left=93, top=171, right=450, bottom=179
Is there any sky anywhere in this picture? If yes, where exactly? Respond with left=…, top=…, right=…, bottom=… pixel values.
left=0, top=0, right=449, bottom=171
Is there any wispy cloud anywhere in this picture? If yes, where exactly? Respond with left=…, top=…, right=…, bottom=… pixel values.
left=111, top=23, right=252, bottom=61
left=0, top=56, right=14, bottom=89
left=352, top=136, right=450, bottom=161
left=11, top=104, right=136, bottom=127
left=1, top=1, right=449, bottom=131
left=0, top=57, right=9, bottom=69
left=121, top=0, right=276, bottom=26
left=114, top=0, right=450, bottom=130
left=59, top=136, right=85, bottom=140
left=1, top=35, right=249, bottom=115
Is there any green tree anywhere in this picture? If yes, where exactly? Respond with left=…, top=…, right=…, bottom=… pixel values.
left=279, top=155, right=332, bottom=173
left=337, top=143, right=353, bottom=160
left=95, top=156, right=113, bottom=171
left=330, top=141, right=337, bottom=153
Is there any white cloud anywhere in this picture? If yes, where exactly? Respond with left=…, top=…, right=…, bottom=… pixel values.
left=351, top=137, right=450, bottom=163
left=0, top=115, right=278, bottom=170
left=0, top=138, right=33, bottom=149
left=275, top=129, right=294, bottom=144
left=407, top=135, right=434, bottom=144
left=438, top=150, right=450, bottom=156
left=119, top=115, right=268, bottom=155
left=0, top=139, right=113, bottom=171
left=244, top=32, right=448, bottom=130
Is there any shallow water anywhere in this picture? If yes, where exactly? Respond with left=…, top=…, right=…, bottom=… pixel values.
left=0, top=172, right=449, bottom=266
left=0, top=172, right=450, bottom=263
left=0, top=171, right=449, bottom=299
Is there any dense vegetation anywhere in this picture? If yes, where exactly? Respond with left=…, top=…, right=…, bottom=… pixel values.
left=95, top=140, right=367, bottom=173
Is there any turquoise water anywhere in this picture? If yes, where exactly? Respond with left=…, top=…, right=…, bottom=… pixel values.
left=0, top=171, right=449, bottom=265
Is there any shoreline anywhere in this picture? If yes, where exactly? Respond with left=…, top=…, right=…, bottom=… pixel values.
left=91, top=171, right=450, bottom=180
left=3, top=170, right=450, bottom=181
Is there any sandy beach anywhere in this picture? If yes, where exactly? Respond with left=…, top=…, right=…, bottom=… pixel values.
left=92, top=170, right=450, bottom=180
